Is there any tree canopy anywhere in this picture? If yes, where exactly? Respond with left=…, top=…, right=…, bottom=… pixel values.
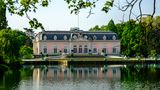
left=0, top=0, right=7, bottom=30
left=89, top=16, right=160, bottom=57
left=0, top=29, right=29, bottom=63
left=1, top=0, right=158, bottom=29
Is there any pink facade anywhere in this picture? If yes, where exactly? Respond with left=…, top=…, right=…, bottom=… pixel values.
left=33, top=30, right=120, bottom=55
left=33, top=41, right=120, bottom=55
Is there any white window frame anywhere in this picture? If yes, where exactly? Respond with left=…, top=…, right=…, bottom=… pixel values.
left=53, top=45, right=58, bottom=54
left=64, top=45, right=69, bottom=53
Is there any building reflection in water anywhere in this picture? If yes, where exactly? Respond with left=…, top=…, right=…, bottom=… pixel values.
left=32, top=65, right=121, bottom=81
left=33, top=68, right=40, bottom=90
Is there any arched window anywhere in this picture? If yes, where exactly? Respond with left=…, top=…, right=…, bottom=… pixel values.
left=103, top=35, right=106, bottom=40
left=43, top=35, right=47, bottom=40
left=53, top=46, right=58, bottom=54
left=73, top=45, right=77, bottom=53
left=102, top=48, right=107, bottom=53
left=79, top=45, right=82, bottom=53
left=54, top=35, right=57, bottom=40
left=73, top=35, right=77, bottom=39
left=84, top=35, right=88, bottom=39
left=93, top=35, right=97, bottom=40
left=92, top=45, right=97, bottom=53
left=84, top=45, right=88, bottom=53
left=112, top=47, right=117, bottom=53
left=64, top=45, right=68, bottom=53
left=112, top=35, right=116, bottom=40
left=64, top=35, right=67, bottom=40
left=43, top=48, right=47, bottom=54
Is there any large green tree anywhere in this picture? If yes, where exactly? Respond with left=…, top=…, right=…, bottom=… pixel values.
left=0, top=0, right=7, bottom=30
left=89, top=16, right=160, bottom=57
left=107, top=19, right=117, bottom=33
left=0, top=29, right=28, bottom=63
left=141, top=16, right=160, bottom=56
left=19, top=45, right=33, bottom=59
left=121, top=20, right=143, bottom=56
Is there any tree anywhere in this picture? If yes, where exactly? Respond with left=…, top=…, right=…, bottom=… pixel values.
left=19, top=45, right=33, bottom=59
left=0, top=29, right=28, bottom=63
left=141, top=16, right=160, bottom=56
left=115, top=23, right=125, bottom=39
left=107, top=19, right=117, bottom=33
left=89, top=25, right=100, bottom=31
left=3, top=0, right=158, bottom=29
left=0, top=29, right=19, bottom=63
left=0, top=0, right=7, bottom=30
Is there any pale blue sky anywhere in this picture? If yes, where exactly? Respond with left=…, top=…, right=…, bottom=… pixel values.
left=6, top=0, right=160, bottom=32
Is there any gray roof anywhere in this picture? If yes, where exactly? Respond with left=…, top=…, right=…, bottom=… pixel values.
left=40, top=30, right=118, bottom=41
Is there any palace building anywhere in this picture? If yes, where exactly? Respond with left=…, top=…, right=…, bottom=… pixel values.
left=33, top=29, right=120, bottom=55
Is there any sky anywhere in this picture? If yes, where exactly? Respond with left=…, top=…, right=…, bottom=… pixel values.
left=6, top=0, right=160, bottom=32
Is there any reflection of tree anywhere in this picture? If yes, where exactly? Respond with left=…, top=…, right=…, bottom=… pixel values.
left=20, top=68, right=33, bottom=78
left=0, top=70, right=21, bottom=89
left=0, top=67, right=33, bottom=89
left=121, top=65, right=160, bottom=82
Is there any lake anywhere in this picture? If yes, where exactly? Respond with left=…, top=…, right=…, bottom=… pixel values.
left=0, top=64, right=160, bottom=90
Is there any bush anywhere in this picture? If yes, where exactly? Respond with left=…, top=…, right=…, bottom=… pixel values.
left=150, top=50, right=157, bottom=57
left=19, top=45, right=33, bottom=59
left=23, top=54, right=33, bottom=59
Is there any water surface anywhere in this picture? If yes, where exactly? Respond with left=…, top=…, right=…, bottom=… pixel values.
left=0, top=64, right=160, bottom=90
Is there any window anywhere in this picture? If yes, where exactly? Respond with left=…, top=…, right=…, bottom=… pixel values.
left=73, top=45, right=77, bottom=53
left=43, top=35, right=47, bottom=40
left=73, top=35, right=77, bottom=39
left=102, top=48, right=106, bottom=53
left=93, top=48, right=97, bottom=53
left=113, top=69, right=116, bottom=74
left=113, top=48, right=116, bottom=53
left=84, top=45, right=88, bottom=53
left=103, top=35, right=106, bottom=40
left=79, top=45, right=82, bottom=53
left=64, top=35, right=67, bottom=40
left=54, top=35, right=57, bottom=40
left=53, top=46, right=58, bottom=54
left=64, top=48, right=67, bottom=53
left=112, top=35, right=116, bottom=40
left=93, top=35, right=97, bottom=40
left=54, top=48, right=57, bottom=53
left=84, top=35, right=88, bottom=39
left=64, top=46, right=68, bottom=53
left=43, top=48, right=47, bottom=53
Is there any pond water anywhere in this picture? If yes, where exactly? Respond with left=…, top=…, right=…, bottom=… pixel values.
left=0, top=64, right=160, bottom=90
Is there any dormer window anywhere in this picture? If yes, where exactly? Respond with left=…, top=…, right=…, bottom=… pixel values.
left=84, top=35, right=88, bottom=39
left=54, top=35, right=57, bottom=40
left=73, top=35, right=77, bottom=39
left=64, top=35, right=67, bottom=40
left=112, top=35, right=116, bottom=40
left=93, top=35, right=97, bottom=40
left=103, top=35, right=106, bottom=40
left=43, top=35, right=47, bottom=40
